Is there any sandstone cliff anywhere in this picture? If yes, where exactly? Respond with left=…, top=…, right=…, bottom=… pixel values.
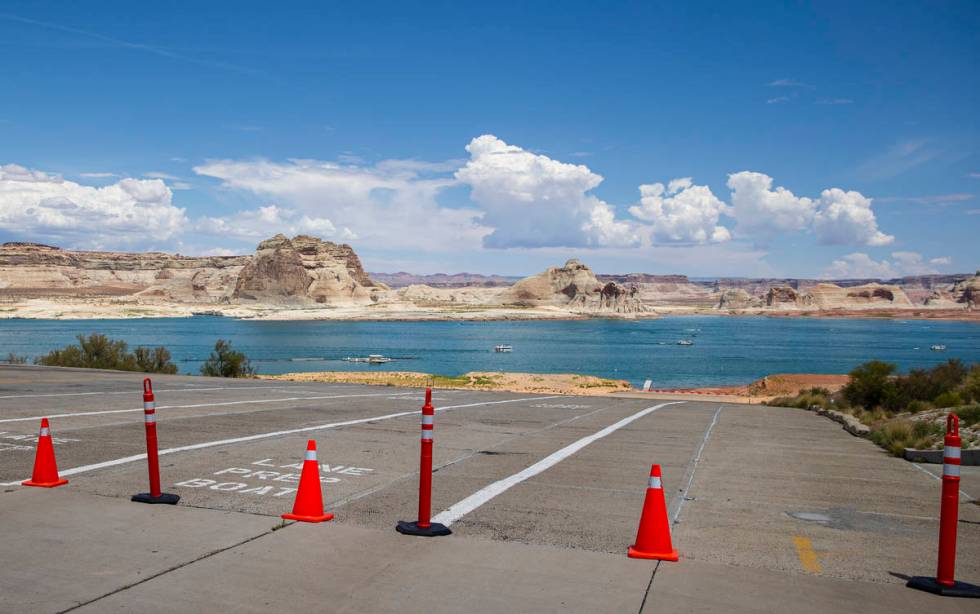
left=233, top=234, right=381, bottom=305
left=761, top=282, right=912, bottom=310
left=0, top=235, right=381, bottom=307
left=501, top=259, right=647, bottom=314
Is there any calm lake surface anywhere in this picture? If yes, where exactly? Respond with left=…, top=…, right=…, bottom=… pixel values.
left=1, top=316, right=977, bottom=388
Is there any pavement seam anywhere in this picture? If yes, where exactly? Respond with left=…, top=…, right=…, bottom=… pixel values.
left=669, top=405, right=724, bottom=524
left=909, top=461, right=975, bottom=502
left=637, top=560, right=662, bottom=613
left=55, top=528, right=277, bottom=614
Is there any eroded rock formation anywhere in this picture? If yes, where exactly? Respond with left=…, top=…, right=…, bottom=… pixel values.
left=502, top=259, right=647, bottom=314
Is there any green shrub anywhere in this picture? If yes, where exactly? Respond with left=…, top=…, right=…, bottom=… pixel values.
left=962, top=367, right=980, bottom=403
left=35, top=334, right=177, bottom=374
left=870, top=420, right=943, bottom=457
left=933, top=391, right=963, bottom=409
left=953, top=405, right=980, bottom=428
left=906, top=399, right=932, bottom=414
left=200, top=339, right=255, bottom=378
left=134, top=346, right=178, bottom=375
left=842, top=360, right=896, bottom=410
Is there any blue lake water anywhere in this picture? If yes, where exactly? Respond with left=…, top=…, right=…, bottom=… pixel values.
left=0, top=316, right=977, bottom=388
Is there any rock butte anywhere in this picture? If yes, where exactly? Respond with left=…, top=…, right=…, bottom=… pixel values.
left=0, top=237, right=977, bottom=320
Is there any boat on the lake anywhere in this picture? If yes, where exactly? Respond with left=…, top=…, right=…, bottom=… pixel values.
left=345, top=354, right=393, bottom=364
left=677, top=339, right=694, bottom=346
left=930, top=344, right=947, bottom=351
left=494, top=345, right=513, bottom=352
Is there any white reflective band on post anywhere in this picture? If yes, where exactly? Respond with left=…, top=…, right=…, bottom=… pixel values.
left=421, top=415, right=434, bottom=426
left=39, top=428, right=50, bottom=437
left=305, top=450, right=317, bottom=461
left=144, top=402, right=154, bottom=411
left=943, top=463, right=960, bottom=477
left=144, top=414, right=156, bottom=424
left=648, top=476, right=662, bottom=489
left=421, top=432, right=433, bottom=440
left=944, top=446, right=961, bottom=460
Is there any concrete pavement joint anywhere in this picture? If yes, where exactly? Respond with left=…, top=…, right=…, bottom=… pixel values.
left=669, top=405, right=723, bottom=524
left=56, top=527, right=277, bottom=614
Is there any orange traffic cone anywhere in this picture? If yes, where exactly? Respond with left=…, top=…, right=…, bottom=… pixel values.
left=628, top=464, right=678, bottom=561
left=22, top=418, right=68, bottom=488
left=281, top=440, right=333, bottom=523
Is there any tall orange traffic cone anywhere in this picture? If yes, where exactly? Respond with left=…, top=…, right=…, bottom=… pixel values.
left=628, top=464, right=678, bottom=561
left=22, top=418, right=68, bottom=488
left=281, top=440, right=333, bottom=523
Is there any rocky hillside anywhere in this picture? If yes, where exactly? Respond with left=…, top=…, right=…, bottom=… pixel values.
left=0, top=235, right=381, bottom=306
left=500, top=259, right=647, bottom=314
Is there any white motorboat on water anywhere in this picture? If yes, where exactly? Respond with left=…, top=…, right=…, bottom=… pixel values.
left=344, top=354, right=393, bottom=364
left=494, top=345, right=513, bottom=352
left=677, top=339, right=694, bottom=346
left=930, top=344, right=947, bottom=351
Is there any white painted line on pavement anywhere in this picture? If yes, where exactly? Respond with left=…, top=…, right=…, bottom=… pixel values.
left=0, top=391, right=419, bottom=424
left=910, top=461, right=974, bottom=502
left=431, top=401, right=684, bottom=527
left=0, top=385, right=298, bottom=400
left=670, top=405, right=722, bottom=523
left=0, top=395, right=561, bottom=485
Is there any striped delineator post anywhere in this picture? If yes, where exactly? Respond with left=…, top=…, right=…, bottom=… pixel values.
left=396, top=387, right=451, bottom=536
left=907, top=413, right=980, bottom=598
left=132, top=378, right=180, bottom=505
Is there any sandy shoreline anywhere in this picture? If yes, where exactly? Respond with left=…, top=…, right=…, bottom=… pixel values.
left=260, top=370, right=848, bottom=400
left=1, top=298, right=977, bottom=322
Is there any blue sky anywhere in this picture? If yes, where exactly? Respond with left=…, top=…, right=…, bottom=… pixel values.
left=0, top=1, right=977, bottom=278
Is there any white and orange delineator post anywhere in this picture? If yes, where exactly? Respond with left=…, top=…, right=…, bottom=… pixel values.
left=396, top=386, right=451, bottom=536
left=132, top=378, right=180, bottom=504
left=907, top=413, right=980, bottom=598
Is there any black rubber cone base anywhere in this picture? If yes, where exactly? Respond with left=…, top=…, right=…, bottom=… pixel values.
left=132, top=492, right=180, bottom=505
left=907, top=576, right=980, bottom=598
left=396, top=520, right=451, bottom=537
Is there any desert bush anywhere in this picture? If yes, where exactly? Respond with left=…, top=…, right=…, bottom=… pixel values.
left=905, top=399, right=932, bottom=414
left=4, top=352, right=28, bottom=364
left=933, top=391, right=963, bottom=409
left=842, top=361, right=896, bottom=410
left=200, top=339, right=255, bottom=378
left=35, top=334, right=178, bottom=374
left=954, top=405, right=980, bottom=428
left=134, top=346, right=178, bottom=375
left=870, top=420, right=943, bottom=456
left=962, top=367, right=980, bottom=403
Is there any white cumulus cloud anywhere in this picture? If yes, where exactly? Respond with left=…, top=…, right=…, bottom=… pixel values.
left=727, top=171, right=892, bottom=247
left=823, top=251, right=947, bottom=279
left=727, top=171, right=815, bottom=239
left=628, top=178, right=731, bottom=244
left=455, top=135, right=640, bottom=248
left=194, top=157, right=489, bottom=251
left=0, top=163, right=187, bottom=249
left=813, top=188, right=894, bottom=246
left=195, top=205, right=340, bottom=241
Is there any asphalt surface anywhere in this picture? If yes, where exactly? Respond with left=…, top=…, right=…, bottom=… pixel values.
left=1, top=364, right=978, bottom=613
